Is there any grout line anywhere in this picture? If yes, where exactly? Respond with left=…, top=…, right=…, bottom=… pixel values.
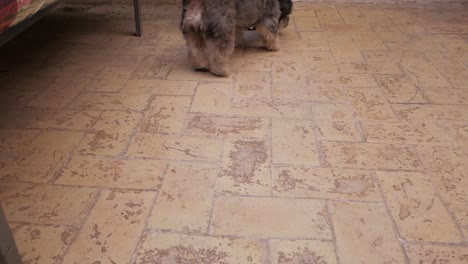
left=325, top=201, right=341, bottom=264
left=128, top=162, right=170, bottom=263
left=206, top=136, right=225, bottom=235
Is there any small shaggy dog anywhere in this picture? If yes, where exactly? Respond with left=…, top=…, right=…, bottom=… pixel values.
left=181, top=0, right=293, bottom=76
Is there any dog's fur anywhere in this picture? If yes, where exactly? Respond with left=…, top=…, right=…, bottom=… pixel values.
left=181, top=0, right=293, bottom=76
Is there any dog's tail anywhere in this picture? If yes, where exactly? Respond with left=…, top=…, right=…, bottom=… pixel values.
left=181, top=0, right=204, bottom=33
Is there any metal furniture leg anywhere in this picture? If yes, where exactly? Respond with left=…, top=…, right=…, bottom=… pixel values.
left=133, top=0, right=142, bottom=36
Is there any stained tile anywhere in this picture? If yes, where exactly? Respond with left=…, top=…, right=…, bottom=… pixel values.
left=13, top=109, right=101, bottom=130
left=348, top=88, right=396, bottom=121
left=451, top=123, right=468, bottom=154
left=133, top=233, right=266, bottom=263
left=132, top=58, right=172, bottom=79
left=338, top=61, right=402, bottom=74
left=272, top=167, right=381, bottom=201
left=322, top=142, right=422, bottom=170
left=235, top=71, right=271, bottom=98
left=167, top=66, right=235, bottom=82
left=375, top=75, right=423, bottom=103
left=232, top=98, right=314, bottom=119
left=28, top=77, right=91, bottom=108
left=217, top=139, right=270, bottom=196
left=330, top=202, right=406, bottom=264
left=78, top=111, right=142, bottom=156
left=405, top=244, right=468, bottom=264
left=211, top=196, right=331, bottom=239
left=127, top=133, right=221, bottom=161
left=273, top=83, right=349, bottom=103
left=377, top=171, right=463, bottom=242
left=393, top=104, right=468, bottom=122
left=0, top=131, right=82, bottom=183
left=423, top=87, right=468, bottom=105
left=56, top=156, right=166, bottom=189
left=190, top=83, right=232, bottom=115
left=148, top=162, right=218, bottom=233
left=70, top=93, right=151, bottom=111
left=417, top=145, right=468, bottom=205
left=272, top=119, right=320, bottom=166
left=363, top=122, right=453, bottom=145
left=141, top=96, right=191, bottom=134
left=121, top=80, right=197, bottom=95
left=63, top=190, right=155, bottom=263
left=184, top=114, right=269, bottom=138
left=270, top=239, right=338, bottom=264
left=0, top=129, right=40, bottom=153
left=12, top=224, right=77, bottom=264
left=329, top=41, right=363, bottom=61
left=86, top=66, right=134, bottom=92
left=313, top=103, right=361, bottom=141
left=2, top=184, right=98, bottom=225
left=401, top=54, right=451, bottom=88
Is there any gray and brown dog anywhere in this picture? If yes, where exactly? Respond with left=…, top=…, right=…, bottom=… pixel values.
left=181, top=0, right=293, bottom=76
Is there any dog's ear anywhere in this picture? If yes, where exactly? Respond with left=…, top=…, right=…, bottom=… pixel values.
left=278, top=0, right=292, bottom=29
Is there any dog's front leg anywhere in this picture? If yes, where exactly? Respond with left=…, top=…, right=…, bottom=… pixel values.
left=256, top=18, right=280, bottom=51
left=205, top=28, right=235, bottom=77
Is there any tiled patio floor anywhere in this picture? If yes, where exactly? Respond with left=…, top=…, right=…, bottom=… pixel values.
left=0, top=1, right=467, bottom=263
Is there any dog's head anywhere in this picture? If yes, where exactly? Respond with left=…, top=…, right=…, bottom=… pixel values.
left=278, top=0, right=293, bottom=29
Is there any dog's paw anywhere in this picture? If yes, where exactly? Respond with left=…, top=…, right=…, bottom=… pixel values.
left=267, top=43, right=280, bottom=52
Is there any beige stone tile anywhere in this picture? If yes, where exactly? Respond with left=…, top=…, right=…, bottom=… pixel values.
left=133, top=232, right=266, bottom=263
left=12, top=224, right=77, bottom=264
left=184, top=114, right=269, bottom=138
left=0, top=182, right=33, bottom=201
left=1, top=131, right=83, bottom=183
left=317, top=9, right=344, bottom=24
left=321, top=23, right=372, bottom=32
left=211, top=196, right=331, bottom=239
left=121, top=79, right=197, bottom=95
left=78, top=111, right=142, bottom=156
left=2, top=184, right=98, bottom=225
left=300, top=31, right=352, bottom=42
left=337, top=6, right=368, bottom=24
left=63, top=189, right=155, bottom=264
left=347, top=88, right=396, bottom=121
left=282, top=40, right=329, bottom=51
left=28, top=77, right=91, bottom=108
left=167, top=66, right=235, bottom=82
left=132, top=58, right=172, bottom=79
left=70, top=93, right=151, bottom=111
left=273, top=83, right=349, bottom=103
left=375, top=75, right=424, bottom=103
left=418, top=145, right=468, bottom=205
left=449, top=204, right=468, bottom=237
left=86, top=66, right=134, bottom=92
left=141, top=96, right=191, bottom=134
left=272, top=119, right=320, bottom=166
left=313, top=103, right=361, bottom=141
left=305, top=73, right=378, bottom=88
left=231, top=58, right=273, bottom=72
left=190, top=83, right=232, bottom=115
left=393, top=104, right=468, bottom=122
left=302, top=51, right=338, bottom=73
left=270, top=239, right=337, bottom=264
left=273, top=167, right=381, bottom=202
left=338, top=61, right=403, bottom=74
left=405, top=244, right=468, bottom=264
left=294, top=16, right=320, bottom=31
left=148, top=162, right=218, bottom=233
left=271, top=56, right=308, bottom=84
left=56, top=156, right=166, bottom=189
left=322, top=142, right=422, bottom=170
left=127, top=133, right=221, bottom=161
left=363, top=50, right=404, bottom=62
left=0, top=90, right=38, bottom=109
left=232, top=98, right=314, bottom=119
left=427, top=51, right=468, bottom=89
left=373, top=25, right=410, bottom=41
left=330, top=202, right=406, bottom=264
left=401, top=54, right=451, bottom=88
left=451, top=123, right=468, bottom=154
left=329, top=41, right=363, bottom=61
left=378, top=171, right=463, bottom=242
left=235, top=71, right=271, bottom=98
left=423, top=87, right=468, bottom=105
left=0, top=128, right=40, bottom=153
left=352, top=33, right=387, bottom=51
left=13, top=109, right=101, bottom=130
left=217, top=139, right=270, bottom=196
left=363, top=122, right=453, bottom=145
